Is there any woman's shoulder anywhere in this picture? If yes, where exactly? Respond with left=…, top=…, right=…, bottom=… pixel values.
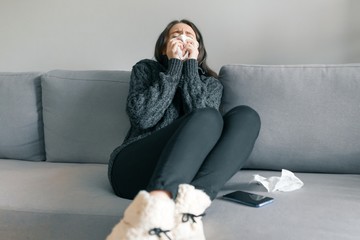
left=130, top=59, right=165, bottom=84
left=133, top=59, right=163, bottom=71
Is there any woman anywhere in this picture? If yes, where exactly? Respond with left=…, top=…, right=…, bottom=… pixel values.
left=107, top=19, right=261, bottom=240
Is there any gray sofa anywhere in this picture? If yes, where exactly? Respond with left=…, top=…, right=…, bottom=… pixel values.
left=1, top=64, right=359, bottom=240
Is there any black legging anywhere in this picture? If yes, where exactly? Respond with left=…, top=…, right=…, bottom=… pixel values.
left=109, top=105, right=261, bottom=200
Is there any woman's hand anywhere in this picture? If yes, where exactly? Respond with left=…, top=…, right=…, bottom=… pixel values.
left=184, top=38, right=199, bottom=60
left=166, top=38, right=184, bottom=60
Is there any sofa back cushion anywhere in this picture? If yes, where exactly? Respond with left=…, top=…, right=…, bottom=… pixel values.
left=0, top=72, right=45, bottom=161
left=42, top=70, right=130, bottom=163
left=219, top=64, right=360, bottom=174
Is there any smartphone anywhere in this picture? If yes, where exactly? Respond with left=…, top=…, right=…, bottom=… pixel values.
left=221, top=190, right=274, bottom=208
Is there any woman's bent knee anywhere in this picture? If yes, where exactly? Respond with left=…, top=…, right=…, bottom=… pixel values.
left=225, top=105, right=261, bottom=132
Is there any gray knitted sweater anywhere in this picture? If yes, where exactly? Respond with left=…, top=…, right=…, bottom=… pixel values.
left=109, top=58, right=223, bottom=163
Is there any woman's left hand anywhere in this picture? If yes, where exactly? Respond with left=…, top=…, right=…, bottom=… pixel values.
left=184, top=38, right=199, bottom=60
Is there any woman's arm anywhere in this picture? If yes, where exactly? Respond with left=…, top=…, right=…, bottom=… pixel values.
left=180, top=59, right=223, bottom=113
left=127, top=59, right=183, bottom=129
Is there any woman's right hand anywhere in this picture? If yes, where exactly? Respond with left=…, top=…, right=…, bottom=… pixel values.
left=165, top=38, right=183, bottom=60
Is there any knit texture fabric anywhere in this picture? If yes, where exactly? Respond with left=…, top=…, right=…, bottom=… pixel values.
left=108, top=58, right=223, bottom=176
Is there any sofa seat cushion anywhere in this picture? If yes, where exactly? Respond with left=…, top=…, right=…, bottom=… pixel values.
left=207, top=171, right=360, bottom=240
left=0, top=72, right=45, bottom=161
left=220, top=64, right=360, bottom=173
left=0, top=160, right=130, bottom=216
left=0, top=208, right=120, bottom=240
left=1, top=160, right=359, bottom=240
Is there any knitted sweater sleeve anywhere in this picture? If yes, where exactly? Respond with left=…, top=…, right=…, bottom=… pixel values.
left=180, top=59, right=223, bottom=113
left=126, top=59, right=183, bottom=129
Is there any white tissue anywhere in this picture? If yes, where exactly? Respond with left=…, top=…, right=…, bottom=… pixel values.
left=176, top=34, right=191, bottom=60
left=251, top=169, right=304, bottom=192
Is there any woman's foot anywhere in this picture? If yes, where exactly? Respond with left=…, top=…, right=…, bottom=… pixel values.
left=106, top=190, right=175, bottom=240
left=172, top=184, right=212, bottom=240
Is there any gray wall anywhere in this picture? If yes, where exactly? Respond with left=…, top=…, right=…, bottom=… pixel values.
left=347, top=0, right=360, bottom=62
left=0, top=0, right=359, bottom=72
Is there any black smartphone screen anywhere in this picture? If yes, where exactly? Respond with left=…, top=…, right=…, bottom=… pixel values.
left=221, top=190, right=274, bottom=207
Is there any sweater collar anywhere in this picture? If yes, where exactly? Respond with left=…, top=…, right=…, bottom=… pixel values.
left=159, top=55, right=205, bottom=75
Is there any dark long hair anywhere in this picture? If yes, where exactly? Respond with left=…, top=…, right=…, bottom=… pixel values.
left=154, top=19, right=218, bottom=78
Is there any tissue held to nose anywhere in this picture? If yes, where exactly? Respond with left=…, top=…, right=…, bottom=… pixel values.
left=176, top=34, right=191, bottom=60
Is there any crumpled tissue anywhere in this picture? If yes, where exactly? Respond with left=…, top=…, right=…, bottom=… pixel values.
left=176, top=34, right=191, bottom=60
left=251, top=169, right=304, bottom=192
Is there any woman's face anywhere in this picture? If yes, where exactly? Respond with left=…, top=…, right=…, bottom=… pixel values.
left=163, top=23, right=199, bottom=59
left=168, top=23, right=196, bottom=40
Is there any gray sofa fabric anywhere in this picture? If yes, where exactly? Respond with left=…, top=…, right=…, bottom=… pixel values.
left=220, top=64, right=360, bottom=174
left=1, top=65, right=360, bottom=240
left=0, top=72, right=45, bottom=161
left=0, top=208, right=119, bottom=240
left=41, top=70, right=130, bottom=163
left=1, top=159, right=359, bottom=240
left=0, top=160, right=130, bottom=215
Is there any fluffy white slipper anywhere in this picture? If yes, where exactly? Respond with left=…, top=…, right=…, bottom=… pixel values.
left=173, top=184, right=212, bottom=240
left=106, top=191, right=175, bottom=240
